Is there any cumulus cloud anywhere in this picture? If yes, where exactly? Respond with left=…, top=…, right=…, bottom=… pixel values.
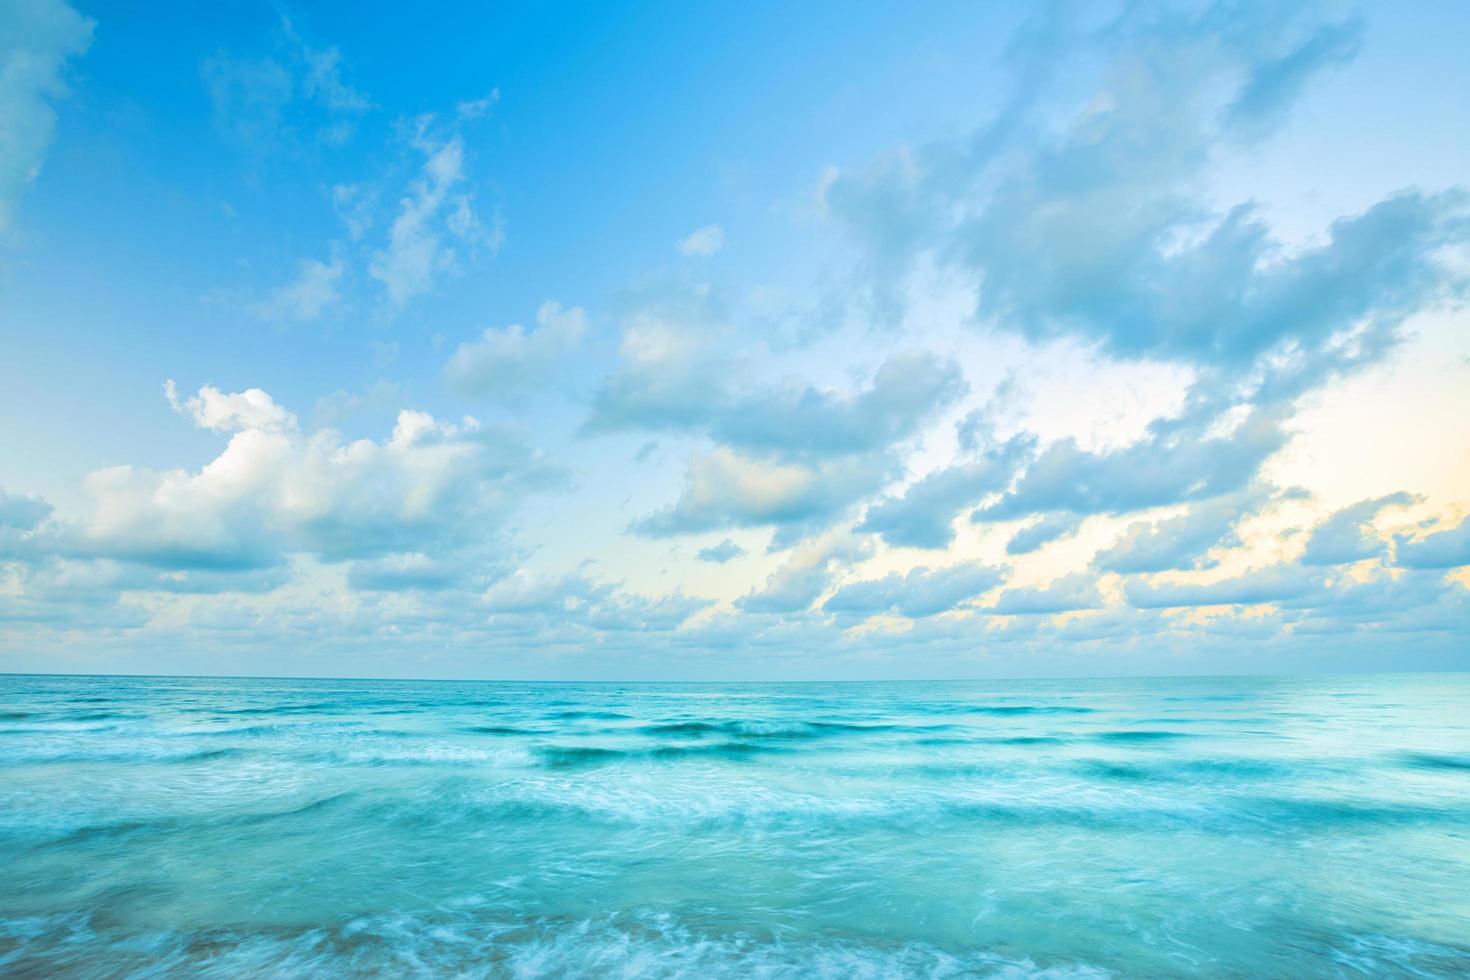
left=1006, top=513, right=1083, bottom=556
left=8, top=2, right=1469, bottom=672
left=586, top=286, right=732, bottom=433
left=860, top=435, right=1033, bottom=549
left=1395, top=516, right=1470, bottom=570
left=991, top=573, right=1102, bottom=615
left=481, top=570, right=710, bottom=632
left=0, top=0, right=92, bottom=232
left=347, top=552, right=496, bottom=593
left=696, top=538, right=745, bottom=563
left=827, top=3, right=1464, bottom=381
left=634, top=448, right=890, bottom=540
left=1093, top=488, right=1277, bottom=573
left=68, top=384, right=562, bottom=581
left=164, top=380, right=297, bottom=433
left=1125, top=565, right=1323, bottom=609
left=444, top=302, right=587, bottom=401
left=816, top=3, right=1467, bottom=584
left=675, top=223, right=724, bottom=256
left=793, top=2, right=1469, bottom=573
left=980, top=406, right=1288, bottom=521
left=823, top=563, right=1005, bottom=619
left=1300, top=492, right=1414, bottom=566
left=482, top=571, right=607, bottom=615
left=1281, top=567, right=1469, bottom=635
left=736, top=533, right=871, bottom=615
left=865, top=399, right=1288, bottom=557
left=0, top=486, right=53, bottom=565
left=0, top=487, right=52, bottom=530
left=582, top=591, right=712, bottom=633
left=628, top=352, right=965, bottom=542
left=713, top=352, right=965, bottom=458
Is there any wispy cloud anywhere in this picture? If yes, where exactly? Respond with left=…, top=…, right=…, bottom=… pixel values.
left=0, top=0, right=92, bottom=232
left=369, top=117, right=499, bottom=307
left=675, top=223, right=724, bottom=256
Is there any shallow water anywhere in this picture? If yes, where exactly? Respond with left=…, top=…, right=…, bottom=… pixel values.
left=2, top=672, right=1468, bottom=977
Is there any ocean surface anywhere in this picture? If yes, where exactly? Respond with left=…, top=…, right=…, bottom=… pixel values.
left=1, top=673, right=1468, bottom=978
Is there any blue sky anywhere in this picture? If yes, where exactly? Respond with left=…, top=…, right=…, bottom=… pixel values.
left=2, top=0, right=1468, bottom=679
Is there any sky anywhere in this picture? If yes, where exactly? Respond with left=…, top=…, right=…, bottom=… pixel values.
left=1, top=0, right=1468, bottom=680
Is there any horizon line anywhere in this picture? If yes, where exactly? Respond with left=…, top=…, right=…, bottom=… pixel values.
left=3, top=666, right=1466, bottom=685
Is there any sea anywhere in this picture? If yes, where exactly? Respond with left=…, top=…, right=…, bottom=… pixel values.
left=1, top=672, right=1468, bottom=977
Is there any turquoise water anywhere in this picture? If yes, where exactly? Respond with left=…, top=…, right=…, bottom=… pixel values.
left=1, top=673, right=1468, bottom=977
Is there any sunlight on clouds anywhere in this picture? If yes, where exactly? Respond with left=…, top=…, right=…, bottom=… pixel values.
left=2, top=0, right=1468, bottom=677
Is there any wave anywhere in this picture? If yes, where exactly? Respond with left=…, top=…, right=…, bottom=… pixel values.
left=637, top=719, right=943, bottom=741
left=0, top=743, right=252, bottom=766
left=1093, top=730, right=1192, bottom=743
left=913, top=734, right=1067, bottom=747
left=298, top=744, right=536, bottom=768
left=1076, top=757, right=1296, bottom=782
left=1401, top=752, right=1470, bottom=772
left=538, top=745, right=627, bottom=768
left=175, top=747, right=248, bottom=764
left=966, top=705, right=1097, bottom=716
left=0, top=910, right=1115, bottom=979
left=190, top=721, right=366, bottom=738
left=538, top=741, right=781, bottom=769
left=29, top=792, right=363, bottom=850
left=1246, top=797, right=1470, bottom=827
left=207, top=702, right=339, bottom=716
left=1162, top=694, right=1251, bottom=702
left=21, top=781, right=1467, bottom=856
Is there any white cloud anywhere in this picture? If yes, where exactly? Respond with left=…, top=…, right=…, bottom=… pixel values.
left=991, top=573, right=1103, bottom=616
left=824, top=562, right=1006, bottom=619
left=444, top=301, right=587, bottom=401
left=369, top=126, right=492, bottom=306
left=0, top=0, right=92, bottom=232
left=455, top=89, right=500, bottom=120
left=201, top=13, right=371, bottom=152
left=696, top=538, right=745, bottom=563
left=634, top=447, right=890, bottom=540
left=479, top=570, right=709, bottom=632
left=164, top=380, right=297, bottom=433
left=604, top=344, right=966, bottom=543
left=1396, top=515, right=1470, bottom=570
left=5, top=2, right=1470, bottom=677
left=283, top=16, right=371, bottom=115
left=1124, top=565, right=1323, bottom=610
left=736, top=532, right=871, bottom=614
left=675, top=223, right=724, bottom=256
left=1300, top=493, right=1415, bottom=566
left=586, top=287, right=732, bottom=432
left=255, top=252, right=345, bottom=322
left=69, top=384, right=561, bottom=577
